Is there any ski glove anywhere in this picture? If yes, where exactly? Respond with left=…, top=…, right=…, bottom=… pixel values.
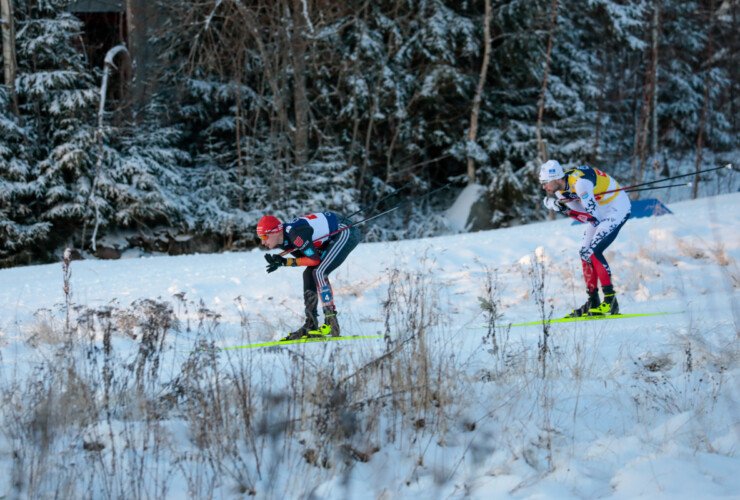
left=264, top=254, right=296, bottom=273
left=543, top=196, right=566, bottom=213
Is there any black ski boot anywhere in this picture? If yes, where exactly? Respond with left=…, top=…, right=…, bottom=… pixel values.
left=281, top=290, right=322, bottom=341
left=589, top=285, right=619, bottom=315
left=566, top=290, right=601, bottom=318
left=313, top=305, right=340, bottom=337
left=282, top=315, right=319, bottom=341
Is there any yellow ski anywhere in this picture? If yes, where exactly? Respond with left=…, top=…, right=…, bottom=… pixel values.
left=211, top=334, right=387, bottom=351
left=486, top=311, right=684, bottom=328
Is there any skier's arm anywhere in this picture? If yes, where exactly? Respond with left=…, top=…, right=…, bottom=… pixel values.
left=573, top=178, right=600, bottom=224
left=292, top=256, right=321, bottom=266
left=565, top=209, right=598, bottom=224
left=548, top=193, right=597, bottom=224
left=287, top=226, right=322, bottom=266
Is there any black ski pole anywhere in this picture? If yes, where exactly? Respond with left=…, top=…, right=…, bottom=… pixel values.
left=623, top=182, right=691, bottom=194
left=279, top=183, right=450, bottom=256
left=348, top=182, right=412, bottom=219
left=599, top=163, right=734, bottom=197
left=345, top=183, right=451, bottom=230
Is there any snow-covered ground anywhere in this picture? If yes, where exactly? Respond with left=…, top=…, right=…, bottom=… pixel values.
left=1, top=192, right=739, bottom=499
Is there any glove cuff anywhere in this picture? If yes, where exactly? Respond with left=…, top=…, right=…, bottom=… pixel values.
left=286, top=258, right=297, bottom=267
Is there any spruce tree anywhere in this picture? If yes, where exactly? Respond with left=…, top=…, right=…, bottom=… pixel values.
left=659, top=1, right=732, bottom=154
left=13, top=0, right=98, bottom=257
left=0, top=86, right=49, bottom=266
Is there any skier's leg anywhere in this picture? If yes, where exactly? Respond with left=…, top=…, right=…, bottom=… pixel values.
left=585, top=213, right=629, bottom=315
left=312, top=220, right=362, bottom=336
left=567, top=225, right=601, bottom=317
left=281, top=268, right=320, bottom=340
left=302, top=267, right=320, bottom=326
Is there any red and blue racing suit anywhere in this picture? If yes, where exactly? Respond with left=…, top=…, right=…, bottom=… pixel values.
left=278, top=212, right=362, bottom=320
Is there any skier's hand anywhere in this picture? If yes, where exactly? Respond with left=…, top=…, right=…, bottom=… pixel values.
left=264, top=253, right=287, bottom=273
left=543, top=196, right=566, bottom=213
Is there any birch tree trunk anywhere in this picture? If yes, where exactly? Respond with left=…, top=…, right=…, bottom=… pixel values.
left=467, top=0, right=491, bottom=184
left=536, top=0, right=559, bottom=163
left=694, top=0, right=714, bottom=199
left=651, top=2, right=660, bottom=175
left=592, top=53, right=608, bottom=163
left=235, top=53, right=246, bottom=211
left=240, top=4, right=289, bottom=156
left=730, top=0, right=737, bottom=136
left=291, top=0, right=310, bottom=167
left=1, top=0, right=19, bottom=116
left=634, top=59, right=656, bottom=192
left=125, top=0, right=135, bottom=89
left=631, top=19, right=658, bottom=195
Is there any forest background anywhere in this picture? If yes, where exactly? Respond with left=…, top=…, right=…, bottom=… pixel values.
left=1, top=0, right=739, bottom=267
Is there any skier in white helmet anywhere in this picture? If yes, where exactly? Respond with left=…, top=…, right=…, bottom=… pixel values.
left=539, top=159, right=631, bottom=317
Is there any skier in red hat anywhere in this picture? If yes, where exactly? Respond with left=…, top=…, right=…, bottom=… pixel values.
left=257, top=212, right=362, bottom=340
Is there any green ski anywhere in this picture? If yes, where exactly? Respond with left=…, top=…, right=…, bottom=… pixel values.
left=480, top=311, right=684, bottom=328
left=212, top=334, right=388, bottom=351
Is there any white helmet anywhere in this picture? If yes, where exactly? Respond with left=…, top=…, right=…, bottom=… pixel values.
left=539, top=159, right=565, bottom=183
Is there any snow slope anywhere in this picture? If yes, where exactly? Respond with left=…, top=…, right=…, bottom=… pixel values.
left=0, top=192, right=738, bottom=499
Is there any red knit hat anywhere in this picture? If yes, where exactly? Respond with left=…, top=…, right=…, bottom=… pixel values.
left=256, top=215, right=283, bottom=236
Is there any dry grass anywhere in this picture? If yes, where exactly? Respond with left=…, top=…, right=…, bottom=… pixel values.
left=0, top=260, right=470, bottom=499
left=2, top=253, right=738, bottom=498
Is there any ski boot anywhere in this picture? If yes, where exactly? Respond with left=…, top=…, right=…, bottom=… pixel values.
left=589, top=285, right=619, bottom=315
left=281, top=315, right=320, bottom=341
left=311, top=305, right=340, bottom=337
left=566, top=290, right=601, bottom=318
